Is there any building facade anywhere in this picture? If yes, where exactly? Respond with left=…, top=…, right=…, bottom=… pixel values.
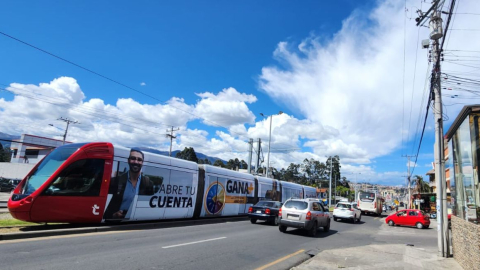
left=445, top=105, right=480, bottom=269
left=10, top=134, right=66, bottom=164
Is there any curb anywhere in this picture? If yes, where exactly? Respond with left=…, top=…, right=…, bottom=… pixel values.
left=0, top=216, right=248, bottom=241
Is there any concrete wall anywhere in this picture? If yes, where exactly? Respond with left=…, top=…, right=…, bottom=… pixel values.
left=0, top=163, right=35, bottom=179
left=452, top=215, right=480, bottom=270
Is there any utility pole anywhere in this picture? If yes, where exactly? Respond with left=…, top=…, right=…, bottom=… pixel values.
left=247, top=138, right=253, bottom=174
left=415, top=0, right=450, bottom=257
left=58, top=117, right=78, bottom=145
left=329, top=157, right=332, bottom=209
left=402, top=155, right=415, bottom=209
left=431, top=8, right=448, bottom=257
left=166, top=126, right=179, bottom=157
left=334, top=174, right=337, bottom=199
left=255, top=138, right=262, bottom=174
left=354, top=173, right=361, bottom=203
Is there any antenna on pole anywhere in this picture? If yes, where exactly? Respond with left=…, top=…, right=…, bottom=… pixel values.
left=58, top=117, right=79, bottom=145
left=166, top=126, right=180, bottom=157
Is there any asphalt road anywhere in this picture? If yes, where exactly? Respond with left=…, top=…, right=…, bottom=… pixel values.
left=0, top=211, right=438, bottom=270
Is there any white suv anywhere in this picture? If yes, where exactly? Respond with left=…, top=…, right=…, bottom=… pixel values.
left=278, top=198, right=331, bottom=237
left=333, top=202, right=361, bottom=223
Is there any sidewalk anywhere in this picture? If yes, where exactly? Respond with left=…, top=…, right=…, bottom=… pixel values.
left=292, top=214, right=462, bottom=270
left=291, top=243, right=462, bottom=270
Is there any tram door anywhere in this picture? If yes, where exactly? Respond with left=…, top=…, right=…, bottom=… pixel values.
left=30, top=159, right=112, bottom=223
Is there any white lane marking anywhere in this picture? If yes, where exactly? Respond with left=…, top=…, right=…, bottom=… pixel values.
left=162, top=236, right=227, bottom=249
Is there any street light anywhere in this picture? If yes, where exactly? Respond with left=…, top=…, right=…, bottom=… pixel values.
left=260, top=111, right=283, bottom=178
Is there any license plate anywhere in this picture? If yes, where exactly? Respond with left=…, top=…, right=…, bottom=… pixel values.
left=256, top=210, right=261, bottom=213
left=287, top=214, right=300, bottom=220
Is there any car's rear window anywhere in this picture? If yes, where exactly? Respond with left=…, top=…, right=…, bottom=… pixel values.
left=284, top=201, right=308, bottom=210
left=255, top=201, right=275, bottom=207
left=337, top=203, right=351, bottom=209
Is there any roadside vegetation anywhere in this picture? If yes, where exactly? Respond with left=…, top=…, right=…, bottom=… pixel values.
left=0, top=213, right=37, bottom=227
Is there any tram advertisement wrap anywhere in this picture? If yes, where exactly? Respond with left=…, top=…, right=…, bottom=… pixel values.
left=258, top=180, right=280, bottom=201
left=103, top=147, right=197, bottom=221
left=201, top=175, right=255, bottom=217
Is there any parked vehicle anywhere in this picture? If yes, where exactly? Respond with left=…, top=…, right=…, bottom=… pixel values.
left=278, top=198, right=330, bottom=237
left=0, top=179, right=21, bottom=192
left=333, top=202, right=361, bottom=223
left=385, top=209, right=430, bottom=229
left=0, top=178, right=10, bottom=187
left=248, top=201, right=282, bottom=225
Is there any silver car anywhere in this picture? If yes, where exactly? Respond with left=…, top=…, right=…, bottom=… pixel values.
left=278, top=198, right=331, bottom=237
left=332, top=202, right=361, bottom=223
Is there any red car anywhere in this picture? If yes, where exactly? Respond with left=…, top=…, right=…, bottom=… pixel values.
left=385, top=209, right=430, bottom=229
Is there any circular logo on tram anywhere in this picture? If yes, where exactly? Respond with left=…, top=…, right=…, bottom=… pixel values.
left=204, top=182, right=225, bottom=215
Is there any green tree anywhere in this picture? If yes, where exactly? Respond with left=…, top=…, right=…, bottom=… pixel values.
left=213, top=159, right=225, bottom=167
left=240, top=160, right=248, bottom=170
left=175, top=147, right=198, bottom=163
left=336, top=186, right=350, bottom=197
left=226, top=158, right=244, bottom=170
left=301, top=158, right=325, bottom=185
left=283, top=163, right=301, bottom=183
left=413, top=175, right=431, bottom=193
left=0, top=144, right=12, bottom=162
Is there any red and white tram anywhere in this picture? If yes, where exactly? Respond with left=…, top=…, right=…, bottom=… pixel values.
left=8, top=142, right=317, bottom=223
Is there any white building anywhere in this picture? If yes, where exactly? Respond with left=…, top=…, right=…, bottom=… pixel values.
left=10, top=134, right=66, bottom=164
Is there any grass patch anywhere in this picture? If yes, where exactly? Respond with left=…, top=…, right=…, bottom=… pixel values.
left=0, top=213, right=38, bottom=227
left=0, top=219, right=38, bottom=227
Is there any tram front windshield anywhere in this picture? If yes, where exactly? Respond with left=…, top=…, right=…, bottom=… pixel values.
left=22, top=144, right=85, bottom=195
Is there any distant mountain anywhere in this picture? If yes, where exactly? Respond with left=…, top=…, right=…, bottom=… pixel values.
left=0, top=132, right=21, bottom=148
left=136, top=147, right=226, bottom=165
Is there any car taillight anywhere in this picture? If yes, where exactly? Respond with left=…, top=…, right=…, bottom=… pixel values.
left=265, top=208, right=271, bottom=215
left=279, top=208, right=282, bottom=216
left=350, top=208, right=354, bottom=211
left=306, top=211, right=312, bottom=220
left=334, top=207, right=338, bottom=209
left=248, top=207, right=253, bottom=213
left=424, top=215, right=429, bottom=220
left=374, top=202, right=377, bottom=209
left=357, top=200, right=360, bottom=206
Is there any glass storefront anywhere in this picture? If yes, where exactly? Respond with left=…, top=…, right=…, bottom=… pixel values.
left=451, top=114, right=479, bottom=224
left=447, top=139, right=455, bottom=216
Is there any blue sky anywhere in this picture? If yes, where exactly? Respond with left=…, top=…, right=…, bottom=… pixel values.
left=1, top=0, right=478, bottom=186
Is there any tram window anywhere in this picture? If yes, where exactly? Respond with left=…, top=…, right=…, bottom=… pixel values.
left=44, top=159, right=104, bottom=196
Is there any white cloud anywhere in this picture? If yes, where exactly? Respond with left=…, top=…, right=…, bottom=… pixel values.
left=140, top=82, right=146, bottom=86
left=258, top=0, right=480, bottom=168
left=194, top=87, right=257, bottom=127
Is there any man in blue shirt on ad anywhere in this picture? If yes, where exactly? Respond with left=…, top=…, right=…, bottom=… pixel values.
left=104, top=148, right=154, bottom=220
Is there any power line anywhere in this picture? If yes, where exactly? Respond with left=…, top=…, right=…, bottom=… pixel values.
left=0, top=31, right=251, bottom=141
